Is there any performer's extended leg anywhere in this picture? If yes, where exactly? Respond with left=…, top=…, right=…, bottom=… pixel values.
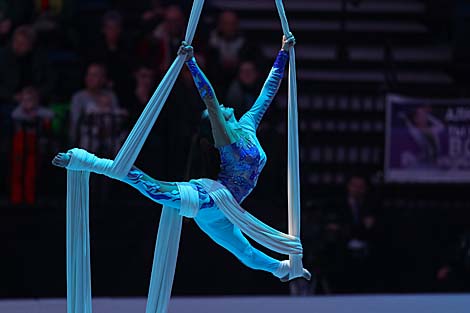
left=194, top=208, right=281, bottom=275
left=121, top=166, right=214, bottom=210
left=52, top=150, right=213, bottom=210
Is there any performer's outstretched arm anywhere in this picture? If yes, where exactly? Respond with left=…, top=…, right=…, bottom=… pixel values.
left=180, top=45, right=237, bottom=147
left=240, top=35, right=295, bottom=131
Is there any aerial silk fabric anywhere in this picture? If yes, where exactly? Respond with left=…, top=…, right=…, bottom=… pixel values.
left=65, top=1, right=304, bottom=313
left=275, top=0, right=305, bottom=280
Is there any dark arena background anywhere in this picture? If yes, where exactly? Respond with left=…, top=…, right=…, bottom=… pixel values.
left=1, top=0, right=470, bottom=312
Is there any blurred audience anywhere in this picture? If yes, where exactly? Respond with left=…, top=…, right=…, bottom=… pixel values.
left=69, top=63, right=119, bottom=146
left=0, top=25, right=55, bottom=104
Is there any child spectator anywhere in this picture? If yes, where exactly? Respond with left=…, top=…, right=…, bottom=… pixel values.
left=10, top=86, right=54, bottom=205
left=11, top=86, right=54, bottom=121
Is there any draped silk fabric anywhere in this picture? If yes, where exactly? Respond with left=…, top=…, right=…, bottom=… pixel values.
left=275, top=0, right=305, bottom=280
left=65, top=1, right=304, bottom=313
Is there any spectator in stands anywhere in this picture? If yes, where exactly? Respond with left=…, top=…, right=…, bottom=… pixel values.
left=208, top=10, right=258, bottom=94
left=11, top=86, right=54, bottom=122
left=127, top=63, right=156, bottom=124
left=318, top=175, right=380, bottom=293
left=151, top=5, right=186, bottom=73
left=209, top=11, right=245, bottom=72
left=69, top=63, right=119, bottom=146
left=88, top=11, right=132, bottom=100
left=226, top=59, right=262, bottom=119
left=10, top=86, right=54, bottom=205
left=0, top=25, right=55, bottom=104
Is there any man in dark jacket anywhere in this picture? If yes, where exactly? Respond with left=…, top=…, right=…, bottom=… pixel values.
left=319, top=175, right=381, bottom=293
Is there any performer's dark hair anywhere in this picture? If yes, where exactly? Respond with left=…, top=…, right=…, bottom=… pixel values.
left=184, top=111, right=220, bottom=180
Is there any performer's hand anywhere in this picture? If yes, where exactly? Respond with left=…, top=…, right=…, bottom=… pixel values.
left=178, top=41, right=194, bottom=62
left=52, top=152, right=71, bottom=168
left=282, top=33, right=296, bottom=51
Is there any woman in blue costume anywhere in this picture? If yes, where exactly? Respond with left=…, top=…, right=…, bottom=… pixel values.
left=52, top=35, right=310, bottom=282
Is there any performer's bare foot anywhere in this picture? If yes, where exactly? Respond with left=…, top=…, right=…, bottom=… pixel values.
left=280, top=269, right=312, bottom=282
left=276, top=260, right=312, bottom=282
left=52, top=152, right=71, bottom=168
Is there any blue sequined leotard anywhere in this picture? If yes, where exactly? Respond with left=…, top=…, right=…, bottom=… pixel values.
left=216, top=131, right=266, bottom=203
left=214, top=50, right=288, bottom=203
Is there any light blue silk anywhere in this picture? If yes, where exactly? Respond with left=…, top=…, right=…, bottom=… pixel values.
left=275, top=0, right=304, bottom=279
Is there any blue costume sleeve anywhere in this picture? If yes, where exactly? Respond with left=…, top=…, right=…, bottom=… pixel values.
left=239, top=50, right=289, bottom=131
left=122, top=166, right=214, bottom=210
left=186, top=57, right=218, bottom=103
left=186, top=56, right=236, bottom=147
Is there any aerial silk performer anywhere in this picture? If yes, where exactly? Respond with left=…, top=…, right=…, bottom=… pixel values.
left=53, top=35, right=309, bottom=277
left=53, top=1, right=308, bottom=313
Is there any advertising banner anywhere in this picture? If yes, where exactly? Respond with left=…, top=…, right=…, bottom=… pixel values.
left=385, top=95, right=470, bottom=183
